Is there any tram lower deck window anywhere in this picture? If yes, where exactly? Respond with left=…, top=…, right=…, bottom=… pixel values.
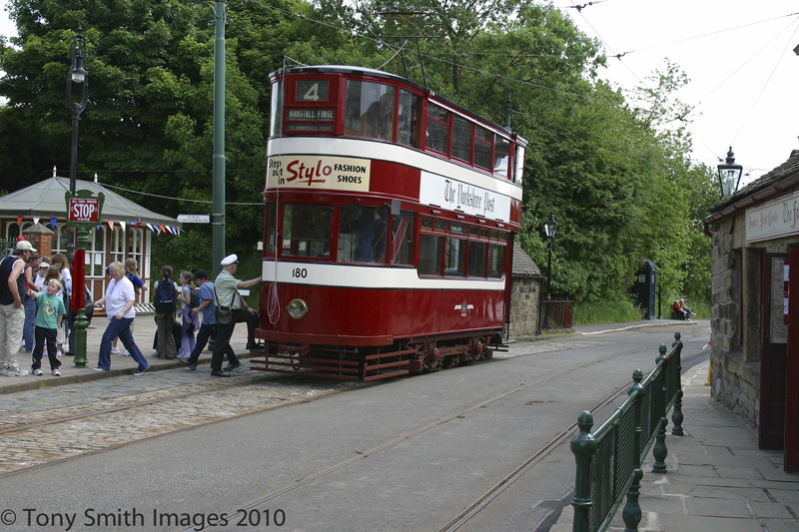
left=281, top=204, right=332, bottom=258
left=419, top=234, right=443, bottom=275
left=338, top=205, right=388, bottom=263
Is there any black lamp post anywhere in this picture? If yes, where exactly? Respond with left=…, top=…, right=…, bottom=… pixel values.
left=717, top=147, right=743, bottom=198
left=66, top=26, right=90, bottom=367
left=67, top=26, right=88, bottom=195
left=543, top=213, right=558, bottom=329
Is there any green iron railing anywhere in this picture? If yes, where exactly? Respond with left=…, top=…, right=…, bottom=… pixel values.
left=570, top=332, right=684, bottom=532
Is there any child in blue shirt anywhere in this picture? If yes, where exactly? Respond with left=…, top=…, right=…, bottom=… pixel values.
left=29, top=279, right=67, bottom=376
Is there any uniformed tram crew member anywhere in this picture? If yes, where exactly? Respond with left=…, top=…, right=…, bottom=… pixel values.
left=210, top=254, right=261, bottom=377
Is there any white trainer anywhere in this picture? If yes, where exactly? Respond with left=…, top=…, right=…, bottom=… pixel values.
left=33, top=368, right=43, bottom=376
left=10, top=367, right=29, bottom=376
left=52, top=368, right=61, bottom=376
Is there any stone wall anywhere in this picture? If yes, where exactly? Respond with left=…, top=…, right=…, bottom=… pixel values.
left=509, top=276, right=540, bottom=339
left=710, top=212, right=760, bottom=426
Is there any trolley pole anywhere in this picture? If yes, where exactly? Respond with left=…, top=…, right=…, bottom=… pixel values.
left=212, top=0, right=226, bottom=276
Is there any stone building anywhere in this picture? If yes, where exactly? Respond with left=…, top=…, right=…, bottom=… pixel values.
left=704, top=148, right=799, bottom=471
left=509, top=242, right=542, bottom=338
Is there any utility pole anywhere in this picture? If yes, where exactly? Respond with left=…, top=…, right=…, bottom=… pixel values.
left=212, top=1, right=226, bottom=276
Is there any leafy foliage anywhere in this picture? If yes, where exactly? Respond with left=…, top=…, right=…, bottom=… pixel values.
left=0, top=0, right=716, bottom=307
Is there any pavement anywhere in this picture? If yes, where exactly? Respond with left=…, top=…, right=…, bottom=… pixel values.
left=3, top=317, right=798, bottom=530
left=550, top=320, right=799, bottom=531
left=0, top=313, right=254, bottom=394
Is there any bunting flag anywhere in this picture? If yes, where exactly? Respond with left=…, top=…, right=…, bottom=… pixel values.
left=16, top=215, right=22, bottom=224
left=146, top=223, right=154, bottom=233
left=50, top=217, right=57, bottom=229
left=158, top=224, right=166, bottom=234
left=120, top=221, right=126, bottom=233
left=33, top=217, right=40, bottom=225
left=107, top=220, right=114, bottom=231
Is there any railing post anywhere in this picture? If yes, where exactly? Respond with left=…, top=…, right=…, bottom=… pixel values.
left=652, top=344, right=668, bottom=473
left=571, top=411, right=597, bottom=532
left=671, top=333, right=685, bottom=436
left=622, top=369, right=644, bottom=531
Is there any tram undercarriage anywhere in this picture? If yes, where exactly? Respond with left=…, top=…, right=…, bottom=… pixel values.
left=249, top=332, right=506, bottom=381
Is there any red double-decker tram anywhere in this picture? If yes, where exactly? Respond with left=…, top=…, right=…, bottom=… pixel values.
left=252, top=65, right=526, bottom=381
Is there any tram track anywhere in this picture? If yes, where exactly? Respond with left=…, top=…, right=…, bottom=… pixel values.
left=183, top=337, right=677, bottom=532
left=0, top=373, right=357, bottom=477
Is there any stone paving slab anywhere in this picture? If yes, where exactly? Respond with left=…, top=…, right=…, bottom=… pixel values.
left=552, top=362, right=799, bottom=531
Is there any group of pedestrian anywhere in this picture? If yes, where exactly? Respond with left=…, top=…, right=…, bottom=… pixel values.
left=94, top=252, right=261, bottom=378
left=0, top=240, right=77, bottom=377
left=2, top=243, right=261, bottom=379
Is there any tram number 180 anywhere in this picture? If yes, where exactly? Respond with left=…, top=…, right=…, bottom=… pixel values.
left=291, top=267, right=308, bottom=279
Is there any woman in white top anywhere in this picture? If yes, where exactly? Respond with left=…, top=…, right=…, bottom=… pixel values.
left=92, top=261, right=149, bottom=374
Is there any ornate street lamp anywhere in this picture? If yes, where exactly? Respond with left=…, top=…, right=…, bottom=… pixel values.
left=717, top=147, right=743, bottom=198
left=67, top=26, right=88, bottom=196
left=543, top=213, right=558, bottom=329
left=65, top=26, right=93, bottom=368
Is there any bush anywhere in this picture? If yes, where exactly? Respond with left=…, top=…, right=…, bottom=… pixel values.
left=573, top=299, right=643, bottom=325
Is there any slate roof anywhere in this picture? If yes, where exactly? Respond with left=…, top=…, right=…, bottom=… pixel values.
left=512, top=242, right=541, bottom=278
left=0, top=176, right=178, bottom=226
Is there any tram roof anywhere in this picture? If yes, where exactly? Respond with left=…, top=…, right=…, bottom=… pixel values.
left=271, top=65, right=528, bottom=145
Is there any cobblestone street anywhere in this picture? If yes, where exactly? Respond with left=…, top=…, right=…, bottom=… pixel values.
left=1, top=352, right=356, bottom=476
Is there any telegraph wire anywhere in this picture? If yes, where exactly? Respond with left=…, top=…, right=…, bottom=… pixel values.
left=729, top=19, right=799, bottom=149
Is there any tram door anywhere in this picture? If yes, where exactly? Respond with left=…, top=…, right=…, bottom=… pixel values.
left=785, top=249, right=799, bottom=471
left=760, top=253, right=787, bottom=450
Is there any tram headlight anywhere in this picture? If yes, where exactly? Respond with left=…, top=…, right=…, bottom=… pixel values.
left=287, top=298, right=308, bottom=319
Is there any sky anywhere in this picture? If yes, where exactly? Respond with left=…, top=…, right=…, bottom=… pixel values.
left=1, top=1, right=798, bottom=187
left=556, top=0, right=799, bottom=187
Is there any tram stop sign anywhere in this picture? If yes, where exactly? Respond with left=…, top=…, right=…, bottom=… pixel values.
left=65, top=190, right=105, bottom=226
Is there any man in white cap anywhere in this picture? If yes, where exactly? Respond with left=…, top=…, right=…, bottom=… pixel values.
left=0, top=240, right=35, bottom=376
left=210, top=254, right=261, bottom=377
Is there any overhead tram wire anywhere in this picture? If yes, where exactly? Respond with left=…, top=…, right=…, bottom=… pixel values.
left=99, top=182, right=263, bottom=206
left=611, top=10, right=799, bottom=58
left=729, top=20, right=799, bottom=150
left=256, top=0, right=603, bottom=104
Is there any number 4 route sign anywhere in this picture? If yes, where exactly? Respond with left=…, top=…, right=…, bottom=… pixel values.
left=65, top=190, right=105, bottom=225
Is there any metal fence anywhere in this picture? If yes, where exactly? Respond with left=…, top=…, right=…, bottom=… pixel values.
left=570, top=333, right=684, bottom=531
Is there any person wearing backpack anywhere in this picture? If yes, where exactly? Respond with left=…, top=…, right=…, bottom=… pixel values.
left=153, top=265, right=179, bottom=359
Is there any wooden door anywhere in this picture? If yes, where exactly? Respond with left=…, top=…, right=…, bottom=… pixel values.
left=760, top=253, right=787, bottom=450
left=786, top=250, right=799, bottom=470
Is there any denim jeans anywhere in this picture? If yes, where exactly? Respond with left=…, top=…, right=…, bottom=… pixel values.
left=23, top=296, right=36, bottom=352
left=97, top=317, right=148, bottom=371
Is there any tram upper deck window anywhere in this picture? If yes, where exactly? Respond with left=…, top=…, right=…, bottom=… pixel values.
left=474, top=126, right=492, bottom=170
left=269, top=80, right=283, bottom=137
left=337, top=204, right=388, bottom=263
left=452, top=115, right=472, bottom=162
left=494, top=137, right=509, bottom=178
left=398, top=90, right=421, bottom=148
left=426, top=103, right=450, bottom=154
left=281, top=204, right=333, bottom=259
left=345, top=80, right=396, bottom=140
left=514, top=145, right=525, bottom=185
